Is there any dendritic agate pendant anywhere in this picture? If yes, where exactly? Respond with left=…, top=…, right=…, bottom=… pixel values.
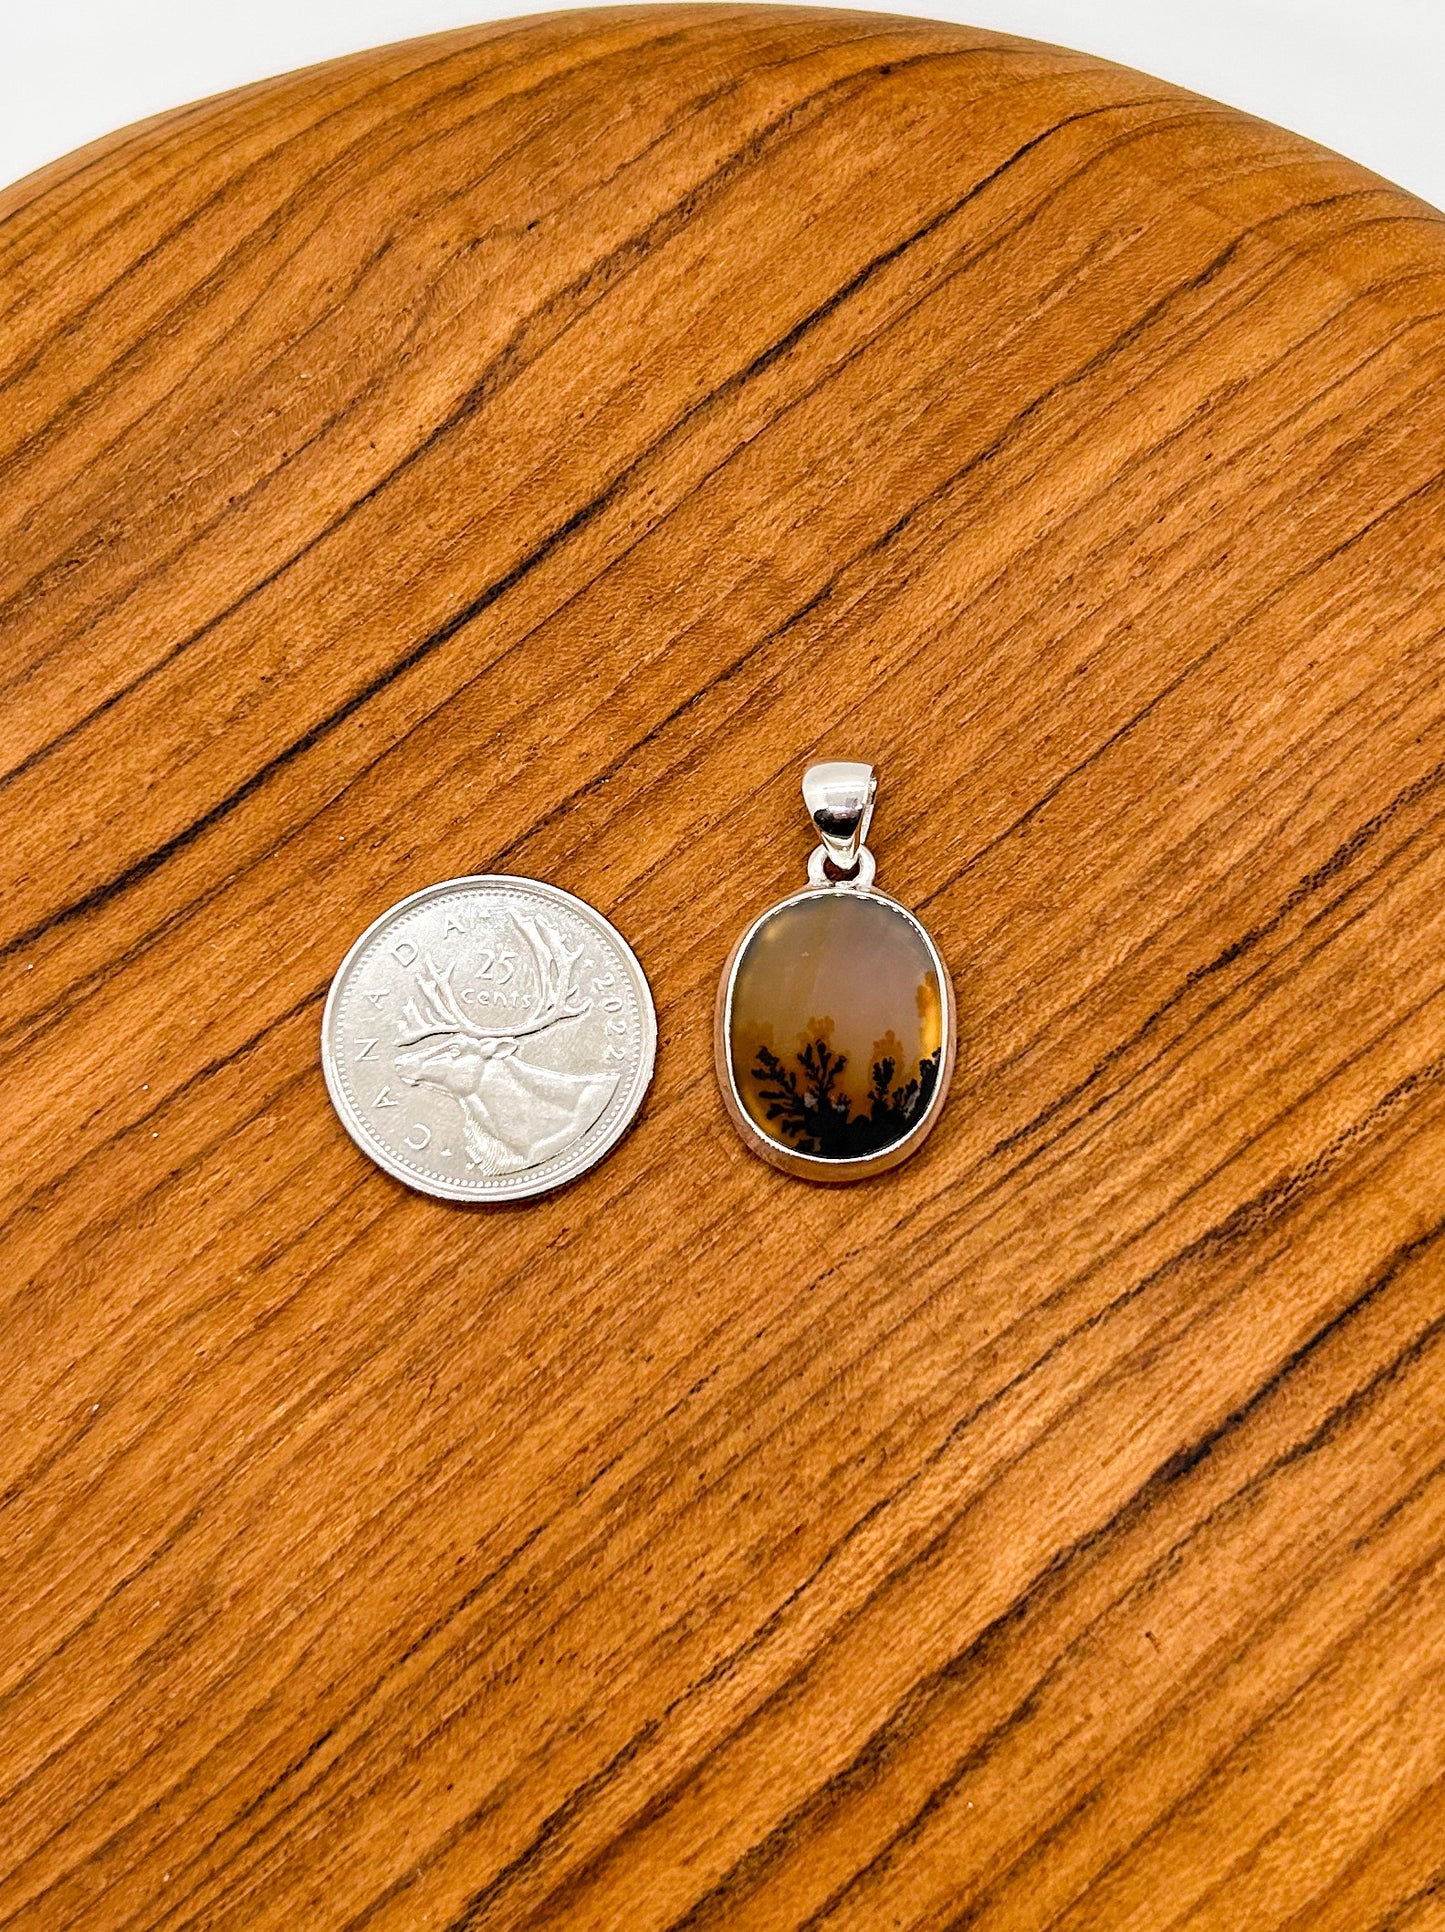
left=716, top=762, right=955, bottom=1181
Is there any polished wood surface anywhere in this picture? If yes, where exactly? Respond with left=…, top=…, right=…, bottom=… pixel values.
left=2, top=8, right=1444, bottom=1926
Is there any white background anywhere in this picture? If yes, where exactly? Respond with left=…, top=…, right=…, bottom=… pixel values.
left=2, top=0, right=1442, bottom=208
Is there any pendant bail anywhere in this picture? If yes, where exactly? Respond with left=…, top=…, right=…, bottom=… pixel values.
left=803, top=760, right=877, bottom=880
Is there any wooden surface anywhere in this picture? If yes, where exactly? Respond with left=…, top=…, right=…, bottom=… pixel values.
left=2, top=6, right=1444, bottom=1926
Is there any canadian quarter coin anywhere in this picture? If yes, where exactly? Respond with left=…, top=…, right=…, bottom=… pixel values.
left=321, top=876, right=655, bottom=1202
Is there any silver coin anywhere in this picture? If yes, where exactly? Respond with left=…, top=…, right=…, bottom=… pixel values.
left=321, top=876, right=655, bottom=1202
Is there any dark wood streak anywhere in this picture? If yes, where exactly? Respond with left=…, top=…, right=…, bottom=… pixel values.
left=12, top=762, right=1426, bottom=1592
left=807, top=1222, right=1445, bottom=1931
left=0, top=18, right=693, bottom=394
left=5, top=769, right=1444, bottom=1907
left=5, top=809, right=1443, bottom=1913
left=3, top=10, right=1445, bottom=1932
left=0, top=89, right=1197, bottom=1059
left=507, top=1177, right=1445, bottom=1927
left=0, top=61, right=1126, bottom=888
left=0, top=38, right=982, bottom=685
left=0, top=96, right=1273, bottom=1000
left=1, top=87, right=1100, bottom=980
left=2, top=22, right=876, bottom=551
left=8, top=159, right=1391, bottom=895
left=107, top=1029, right=1445, bottom=1932
left=0, top=17, right=917, bottom=644
left=0, top=45, right=502, bottom=395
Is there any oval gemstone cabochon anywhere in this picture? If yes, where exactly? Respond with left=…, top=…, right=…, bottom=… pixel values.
left=727, top=893, right=945, bottom=1161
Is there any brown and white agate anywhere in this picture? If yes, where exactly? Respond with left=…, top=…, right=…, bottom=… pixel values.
left=717, top=884, right=955, bottom=1181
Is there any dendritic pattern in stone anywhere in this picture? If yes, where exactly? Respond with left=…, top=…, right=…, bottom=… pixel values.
left=726, top=892, right=944, bottom=1163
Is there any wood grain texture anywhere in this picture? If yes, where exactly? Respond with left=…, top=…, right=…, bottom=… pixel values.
left=2, top=6, right=1444, bottom=1925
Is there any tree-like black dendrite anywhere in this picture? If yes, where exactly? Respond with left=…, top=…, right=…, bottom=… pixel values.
left=751, top=1038, right=941, bottom=1158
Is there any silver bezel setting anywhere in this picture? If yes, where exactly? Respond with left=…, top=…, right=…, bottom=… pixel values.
left=714, top=879, right=956, bottom=1184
